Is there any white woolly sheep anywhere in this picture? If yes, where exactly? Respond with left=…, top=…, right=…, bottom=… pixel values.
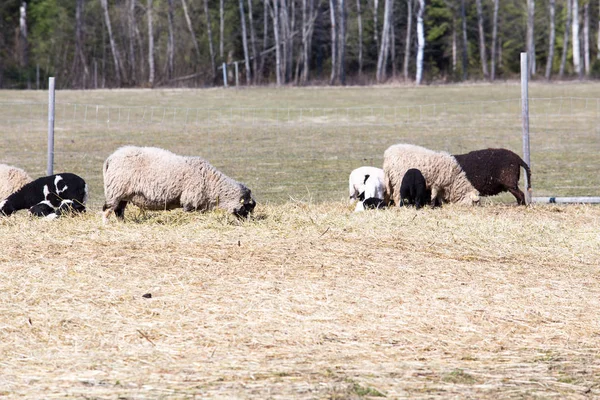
left=383, top=144, right=480, bottom=207
left=348, top=166, right=384, bottom=201
left=102, top=146, right=256, bottom=222
left=0, top=164, right=32, bottom=200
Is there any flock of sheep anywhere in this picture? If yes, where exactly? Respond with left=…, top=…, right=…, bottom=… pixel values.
left=0, top=143, right=531, bottom=221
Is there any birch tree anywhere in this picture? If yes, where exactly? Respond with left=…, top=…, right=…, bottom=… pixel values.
left=376, top=0, right=391, bottom=82
left=356, top=0, right=363, bottom=77
left=526, top=0, right=535, bottom=76
left=19, top=2, right=28, bottom=68
left=100, top=0, right=123, bottom=86
left=74, top=0, right=89, bottom=87
left=545, top=0, right=556, bottom=80
left=475, top=0, right=488, bottom=79
left=239, top=0, right=252, bottom=84
left=166, top=0, right=175, bottom=80
left=583, top=1, right=590, bottom=75
left=329, top=0, right=338, bottom=84
left=572, top=0, right=581, bottom=78
left=270, top=0, right=282, bottom=85
left=147, top=0, right=154, bottom=85
left=403, top=0, right=412, bottom=81
left=204, top=0, right=217, bottom=81
left=559, top=0, right=572, bottom=77
left=490, top=0, right=499, bottom=80
left=181, top=0, right=201, bottom=64
left=337, top=0, right=346, bottom=84
left=415, top=0, right=425, bottom=85
left=128, top=0, right=137, bottom=83
left=247, top=0, right=259, bottom=83
left=460, top=0, right=468, bottom=80
left=220, top=0, right=225, bottom=62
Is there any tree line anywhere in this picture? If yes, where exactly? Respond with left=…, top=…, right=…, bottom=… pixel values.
left=1, top=0, right=599, bottom=89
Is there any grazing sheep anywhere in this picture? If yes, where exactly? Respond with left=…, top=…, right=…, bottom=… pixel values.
left=400, top=168, right=430, bottom=209
left=348, top=166, right=384, bottom=201
left=0, top=173, right=88, bottom=218
left=0, top=164, right=32, bottom=200
left=453, top=148, right=532, bottom=205
left=383, top=144, right=480, bottom=207
left=354, top=197, right=386, bottom=212
left=102, top=146, right=256, bottom=222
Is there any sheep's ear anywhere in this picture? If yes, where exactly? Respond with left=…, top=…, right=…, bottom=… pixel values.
left=363, top=174, right=370, bottom=184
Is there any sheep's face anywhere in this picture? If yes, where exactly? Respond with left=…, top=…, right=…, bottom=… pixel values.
left=467, top=191, right=481, bottom=205
left=0, top=199, right=15, bottom=216
left=231, top=186, right=256, bottom=218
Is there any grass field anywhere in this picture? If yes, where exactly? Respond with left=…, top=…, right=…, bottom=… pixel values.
left=1, top=83, right=599, bottom=398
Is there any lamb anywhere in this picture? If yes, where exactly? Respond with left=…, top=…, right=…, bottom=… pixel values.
left=453, top=148, right=532, bottom=205
left=0, top=173, right=88, bottom=218
left=400, top=168, right=430, bottom=209
left=102, top=146, right=256, bottom=222
left=348, top=166, right=385, bottom=201
left=383, top=144, right=480, bottom=207
left=0, top=164, right=32, bottom=200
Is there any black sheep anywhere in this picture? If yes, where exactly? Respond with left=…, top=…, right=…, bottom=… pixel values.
left=453, top=148, right=531, bottom=205
left=400, top=168, right=431, bottom=209
left=0, top=173, right=88, bottom=217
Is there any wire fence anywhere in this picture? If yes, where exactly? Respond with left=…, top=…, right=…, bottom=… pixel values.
left=0, top=97, right=599, bottom=205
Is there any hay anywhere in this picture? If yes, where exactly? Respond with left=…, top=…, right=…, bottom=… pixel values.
left=0, top=203, right=599, bottom=398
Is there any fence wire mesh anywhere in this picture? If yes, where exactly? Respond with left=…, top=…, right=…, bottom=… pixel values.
left=1, top=97, right=599, bottom=206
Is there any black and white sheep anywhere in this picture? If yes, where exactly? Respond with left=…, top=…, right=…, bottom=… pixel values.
left=0, top=173, right=88, bottom=218
left=400, top=168, right=431, bottom=209
left=453, top=148, right=532, bottom=205
left=0, top=164, right=32, bottom=200
left=348, top=166, right=385, bottom=201
left=102, top=146, right=256, bottom=222
left=383, top=144, right=480, bottom=207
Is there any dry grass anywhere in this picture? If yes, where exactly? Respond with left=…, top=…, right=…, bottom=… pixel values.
left=1, top=202, right=599, bottom=398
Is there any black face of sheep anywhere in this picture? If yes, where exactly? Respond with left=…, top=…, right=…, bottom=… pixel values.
left=233, top=187, right=256, bottom=218
left=400, top=168, right=431, bottom=209
left=362, top=197, right=386, bottom=209
left=453, top=148, right=532, bottom=205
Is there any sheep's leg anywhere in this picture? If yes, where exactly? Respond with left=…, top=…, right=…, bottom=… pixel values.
left=430, top=187, right=439, bottom=207
left=508, top=187, right=526, bottom=205
left=114, top=201, right=128, bottom=219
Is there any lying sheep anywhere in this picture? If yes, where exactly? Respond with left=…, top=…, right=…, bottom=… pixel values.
left=383, top=144, right=480, bottom=207
left=453, top=148, right=532, bottom=205
left=0, top=173, right=88, bottom=218
left=102, top=146, right=256, bottom=222
left=0, top=164, right=32, bottom=200
left=400, top=168, right=430, bottom=209
left=348, top=166, right=384, bottom=201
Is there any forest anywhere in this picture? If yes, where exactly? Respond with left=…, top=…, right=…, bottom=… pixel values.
left=0, top=0, right=599, bottom=89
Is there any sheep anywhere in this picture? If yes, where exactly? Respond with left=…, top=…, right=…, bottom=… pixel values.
left=0, top=173, right=88, bottom=218
left=383, top=144, right=480, bottom=207
left=348, top=166, right=384, bottom=201
left=400, top=168, right=431, bottom=209
left=453, top=148, right=532, bottom=205
left=0, top=164, right=32, bottom=200
left=102, top=146, right=256, bottom=222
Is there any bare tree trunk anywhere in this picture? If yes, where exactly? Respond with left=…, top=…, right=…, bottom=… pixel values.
left=598, top=0, right=600, bottom=60
left=100, top=0, right=122, bottom=86
left=545, top=0, right=556, bottom=80
left=403, top=0, right=412, bottom=81
left=220, top=0, right=225, bottom=62
left=460, top=0, right=468, bottom=80
left=166, top=0, right=175, bottom=80
left=247, top=0, right=259, bottom=84
left=329, top=0, right=338, bottom=84
left=476, top=0, right=488, bottom=79
left=260, top=0, right=269, bottom=80
left=19, top=2, right=28, bottom=68
left=415, top=0, right=425, bottom=85
left=372, top=0, right=379, bottom=59
left=271, top=0, right=282, bottom=85
left=356, top=0, right=363, bottom=78
left=74, top=0, right=89, bottom=87
left=376, top=0, right=391, bottom=83
left=239, top=0, right=252, bottom=84
left=147, top=0, right=154, bottom=86
left=204, top=0, right=217, bottom=82
left=452, top=16, right=457, bottom=73
left=490, top=0, right=499, bottom=80
left=390, top=0, right=396, bottom=78
left=280, top=0, right=290, bottom=83
left=337, top=0, right=346, bottom=84
left=128, top=0, right=137, bottom=84
left=527, top=0, right=535, bottom=76
left=302, top=0, right=316, bottom=84
left=584, top=1, right=590, bottom=75
left=572, top=0, right=581, bottom=78
left=181, top=0, right=202, bottom=65
left=559, top=0, right=572, bottom=77
left=289, top=0, right=296, bottom=82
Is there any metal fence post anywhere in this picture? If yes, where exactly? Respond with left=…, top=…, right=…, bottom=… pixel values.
left=47, top=77, right=55, bottom=176
left=222, top=63, right=228, bottom=88
left=520, top=52, right=532, bottom=205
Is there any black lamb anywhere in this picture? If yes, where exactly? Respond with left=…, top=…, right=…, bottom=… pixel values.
left=453, top=148, right=531, bottom=205
left=400, top=168, right=431, bottom=209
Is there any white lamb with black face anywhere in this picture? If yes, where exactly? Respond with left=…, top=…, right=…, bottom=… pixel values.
left=348, top=166, right=385, bottom=202
left=102, top=146, right=256, bottom=223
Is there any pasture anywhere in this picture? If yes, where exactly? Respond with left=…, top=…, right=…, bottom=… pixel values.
left=1, top=83, right=599, bottom=398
